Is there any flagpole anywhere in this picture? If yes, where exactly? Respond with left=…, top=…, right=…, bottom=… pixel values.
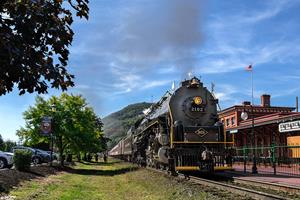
left=251, top=66, right=257, bottom=174
left=251, top=70, right=254, bottom=106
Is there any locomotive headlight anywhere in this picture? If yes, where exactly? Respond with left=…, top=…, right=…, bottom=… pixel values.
left=193, top=96, right=202, bottom=105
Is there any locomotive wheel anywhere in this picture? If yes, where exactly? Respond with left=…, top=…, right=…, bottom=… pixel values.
left=167, top=169, right=178, bottom=176
left=146, top=158, right=151, bottom=167
left=184, top=174, right=190, bottom=180
left=159, top=164, right=164, bottom=170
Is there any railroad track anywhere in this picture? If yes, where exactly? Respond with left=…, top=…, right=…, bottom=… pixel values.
left=187, top=175, right=291, bottom=200
left=218, top=171, right=300, bottom=196
left=147, top=167, right=292, bottom=200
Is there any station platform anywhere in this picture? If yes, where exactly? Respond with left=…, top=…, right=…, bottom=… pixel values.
left=233, top=162, right=300, bottom=175
left=225, top=169, right=300, bottom=187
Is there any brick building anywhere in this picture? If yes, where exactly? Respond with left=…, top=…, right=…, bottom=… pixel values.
left=218, top=95, right=297, bottom=147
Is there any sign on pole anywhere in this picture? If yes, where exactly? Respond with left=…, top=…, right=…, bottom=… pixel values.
left=40, top=116, right=52, bottom=136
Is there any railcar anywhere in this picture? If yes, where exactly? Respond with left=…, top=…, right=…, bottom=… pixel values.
left=109, top=76, right=233, bottom=173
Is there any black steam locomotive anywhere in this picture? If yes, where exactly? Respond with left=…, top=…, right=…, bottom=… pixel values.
left=109, top=76, right=233, bottom=173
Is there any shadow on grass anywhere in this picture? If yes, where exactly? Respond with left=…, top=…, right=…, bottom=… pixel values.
left=65, top=166, right=139, bottom=176
left=0, top=165, right=61, bottom=194
left=26, top=170, right=47, bottom=177
left=78, top=160, right=123, bottom=166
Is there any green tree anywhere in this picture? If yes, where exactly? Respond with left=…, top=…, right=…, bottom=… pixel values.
left=0, top=0, right=89, bottom=95
left=3, top=140, right=17, bottom=152
left=0, top=134, right=4, bottom=150
left=17, top=93, right=105, bottom=166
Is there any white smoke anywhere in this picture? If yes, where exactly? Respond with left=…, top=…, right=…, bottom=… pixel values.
left=117, top=0, right=204, bottom=70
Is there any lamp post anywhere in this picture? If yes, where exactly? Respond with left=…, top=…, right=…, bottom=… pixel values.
left=241, top=107, right=257, bottom=174
left=50, top=103, right=56, bottom=167
left=251, top=104, right=258, bottom=174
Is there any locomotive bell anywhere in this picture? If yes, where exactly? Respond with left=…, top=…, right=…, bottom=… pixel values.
left=188, top=77, right=200, bottom=88
left=191, top=78, right=199, bottom=86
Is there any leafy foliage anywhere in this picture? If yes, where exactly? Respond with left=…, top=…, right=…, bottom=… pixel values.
left=17, top=93, right=106, bottom=166
left=2, top=140, right=16, bottom=152
left=0, top=134, right=16, bottom=152
left=0, top=0, right=89, bottom=95
left=0, top=134, right=3, bottom=150
left=103, top=102, right=152, bottom=148
left=13, top=149, right=32, bottom=171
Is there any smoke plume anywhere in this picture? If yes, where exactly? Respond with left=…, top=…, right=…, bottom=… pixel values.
left=117, top=0, right=203, bottom=70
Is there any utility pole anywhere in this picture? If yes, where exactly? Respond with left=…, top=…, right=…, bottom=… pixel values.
left=296, top=96, right=299, bottom=112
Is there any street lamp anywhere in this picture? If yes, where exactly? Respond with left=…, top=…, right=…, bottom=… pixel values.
left=241, top=106, right=258, bottom=174
left=50, top=103, right=56, bottom=167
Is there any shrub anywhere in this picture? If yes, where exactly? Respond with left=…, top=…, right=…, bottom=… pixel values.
left=13, top=150, right=32, bottom=171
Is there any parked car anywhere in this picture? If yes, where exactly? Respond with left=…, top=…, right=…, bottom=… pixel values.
left=0, top=151, right=13, bottom=169
left=12, top=146, right=51, bottom=164
left=46, top=151, right=58, bottom=160
left=34, top=148, right=52, bottom=163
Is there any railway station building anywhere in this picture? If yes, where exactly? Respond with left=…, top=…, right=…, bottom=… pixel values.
left=218, top=94, right=300, bottom=148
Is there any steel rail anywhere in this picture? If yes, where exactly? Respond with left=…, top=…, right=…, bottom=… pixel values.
left=146, top=167, right=290, bottom=200
left=187, top=175, right=290, bottom=200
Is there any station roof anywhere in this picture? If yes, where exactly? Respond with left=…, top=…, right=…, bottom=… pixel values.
left=227, top=112, right=300, bottom=131
left=218, top=105, right=295, bottom=115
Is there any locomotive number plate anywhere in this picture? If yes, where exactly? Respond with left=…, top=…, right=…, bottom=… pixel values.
left=191, top=106, right=205, bottom=112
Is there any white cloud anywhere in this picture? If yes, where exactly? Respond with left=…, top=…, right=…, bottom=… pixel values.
left=209, top=0, right=291, bottom=28
left=237, top=1, right=290, bottom=24
left=214, top=84, right=243, bottom=110
left=109, top=62, right=172, bottom=95
left=157, top=65, right=177, bottom=74
left=272, top=86, right=300, bottom=98
left=141, top=80, right=172, bottom=90
left=280, top=75, right=300, bottom=81
left=196, top=0, right=300, bottom=75
left=76, top=84, right=91, bottom=90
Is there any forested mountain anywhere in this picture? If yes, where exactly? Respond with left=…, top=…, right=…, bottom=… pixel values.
left=103, top=102, right=152, bottom=148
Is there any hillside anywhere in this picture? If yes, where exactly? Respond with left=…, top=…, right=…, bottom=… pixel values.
left=103, top=102, right=152, bottom=147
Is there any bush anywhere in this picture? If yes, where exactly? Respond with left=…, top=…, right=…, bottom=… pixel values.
left=13, top=150, right=32, bottom=171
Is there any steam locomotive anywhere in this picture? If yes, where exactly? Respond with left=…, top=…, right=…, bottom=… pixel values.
left=109, top=76, right=233, bottom=173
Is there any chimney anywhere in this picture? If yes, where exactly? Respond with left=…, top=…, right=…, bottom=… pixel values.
left=242, top=101, right=251, bottom=106
left=261, top=94, right=271, bottom=107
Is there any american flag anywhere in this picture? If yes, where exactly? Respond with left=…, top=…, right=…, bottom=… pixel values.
left=245, top=64, right=253, bottom=71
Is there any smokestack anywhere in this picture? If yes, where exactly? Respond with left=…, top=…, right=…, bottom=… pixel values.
left=242, top=101, right=251, bottom=106
left=261, top=94, right=271, bottom=107
left=296, top=96, right=299, bottom=112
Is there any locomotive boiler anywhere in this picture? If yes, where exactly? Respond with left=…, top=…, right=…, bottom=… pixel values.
left=109, top=76, right=233, bottom=173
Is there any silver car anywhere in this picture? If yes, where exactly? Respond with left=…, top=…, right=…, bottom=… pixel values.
left=13, top=146, right=50, bottom=164
left=0, top=151, right=13, bottom=169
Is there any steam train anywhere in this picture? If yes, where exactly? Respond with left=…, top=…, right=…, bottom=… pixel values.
left=109, top=76, right=233, bottom=173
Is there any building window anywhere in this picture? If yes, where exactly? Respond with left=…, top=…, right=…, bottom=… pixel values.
left=231, top=117, right=235, bottom=125
left=226, top=118, right=230, bottom=127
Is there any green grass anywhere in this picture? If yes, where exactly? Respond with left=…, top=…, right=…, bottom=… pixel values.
left=8, top=159, right=243, bottom=200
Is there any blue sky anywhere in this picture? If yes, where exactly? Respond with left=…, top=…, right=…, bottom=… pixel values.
left=1, top=0, right=300, bottom=141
